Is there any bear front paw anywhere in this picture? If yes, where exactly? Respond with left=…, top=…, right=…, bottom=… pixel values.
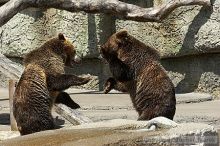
left=81, top=74, right=92, bottom=84
left=103, top=77, right=116, bottom=94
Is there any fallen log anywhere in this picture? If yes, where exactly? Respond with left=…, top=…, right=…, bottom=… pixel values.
left=54, top=104, right=92, bottom=125
left=8, top=79, right=18, bottom=131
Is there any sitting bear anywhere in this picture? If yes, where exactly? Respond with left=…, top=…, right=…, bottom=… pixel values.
left=101, top=30, right=176, bottom=120
left=13, top=33, right=91, bottom=135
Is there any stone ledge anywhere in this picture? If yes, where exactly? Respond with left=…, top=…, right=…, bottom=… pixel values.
left=176, top=92, right=213, bottom=104
left=0, top=119, right=218, bottom=146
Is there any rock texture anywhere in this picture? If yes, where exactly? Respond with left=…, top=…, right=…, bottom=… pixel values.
left=1, top=1, right=218, bottom=58
left=0, top=9, right=96, bottom=58
left=116, top=0, right=220, bottom=58
left=0, top=119, right=218, bottom=146
left=0, top=53, right=23, bottom=87
left=162, top=54, right=220, bottom=98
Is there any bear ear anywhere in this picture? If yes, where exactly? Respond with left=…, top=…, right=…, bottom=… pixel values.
left=58, top=33, right=65, bottom=40
left=116, top=30, right=128, bottom=39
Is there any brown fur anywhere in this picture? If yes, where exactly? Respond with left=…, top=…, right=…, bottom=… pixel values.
left=13, top=34, right=90, bottom=135
left=101, top=30, right=176, bottom=120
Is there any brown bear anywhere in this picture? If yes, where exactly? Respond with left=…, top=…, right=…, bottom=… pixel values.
left=13, top=33, right=91, bottom=135
left=100, top=30, right=176, bottom=120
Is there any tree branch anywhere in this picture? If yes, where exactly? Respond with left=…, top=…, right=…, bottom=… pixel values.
left=0, top=0, right=211, bottom=27
left=0, top=0, right=30, bottom=27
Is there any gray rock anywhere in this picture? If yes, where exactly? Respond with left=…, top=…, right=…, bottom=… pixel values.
left=176, top=92, right=213, bottom=104
left=0, top=120, right=218, bottom=146
left=0, top=53, right=23, bottom=87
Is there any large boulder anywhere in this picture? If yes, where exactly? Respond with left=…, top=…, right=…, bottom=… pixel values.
left=0, top=118, right=218, bottom=146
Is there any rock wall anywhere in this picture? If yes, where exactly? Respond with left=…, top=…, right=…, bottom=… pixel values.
left=1, top=0, right=220, bottom=98
left=0, top=8, right=92, bottom=58
left=162, top=54, right=220, bottom=97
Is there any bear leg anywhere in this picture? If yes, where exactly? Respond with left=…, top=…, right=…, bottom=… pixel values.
left=104, top=77, right=128, bottom=94
left=137, top=106, right=175, bottom=121
left=103, top=77, right=116, bottom=94
left=55, top=92, right=80, bottom=109
left=47, top=74, right=91, bottom=91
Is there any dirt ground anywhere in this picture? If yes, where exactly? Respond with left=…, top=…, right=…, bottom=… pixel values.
left=0, top=88, right=219, bottom=141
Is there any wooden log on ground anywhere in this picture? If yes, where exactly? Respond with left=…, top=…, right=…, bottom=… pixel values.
left=8, top=79, right=18, bottom=131
left=54, top=104, right=92, bottom=125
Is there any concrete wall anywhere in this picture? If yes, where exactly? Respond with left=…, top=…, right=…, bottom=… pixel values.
left=1, top=0, right=220, bottom=98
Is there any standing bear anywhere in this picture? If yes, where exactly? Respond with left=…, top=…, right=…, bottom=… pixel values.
left=101, top=30, right=176, bottom=120
left=13, top=33, right=91, bottom=135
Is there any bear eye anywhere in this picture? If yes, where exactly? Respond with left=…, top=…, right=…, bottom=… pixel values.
left=113, top=47, right=117, bottom=51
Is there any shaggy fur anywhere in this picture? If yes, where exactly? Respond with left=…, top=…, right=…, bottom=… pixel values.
left=13, top=34, right=90, bottom=135
left=101, top=30, right=176, bottom=120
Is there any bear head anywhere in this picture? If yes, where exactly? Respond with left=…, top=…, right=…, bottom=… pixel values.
left=57, top=33, right=78, bottom=67
left=100, top=30, right=131, bottom=62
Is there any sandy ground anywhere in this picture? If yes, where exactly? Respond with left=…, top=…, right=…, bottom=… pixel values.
left=0, top=88, right=219, bottom=139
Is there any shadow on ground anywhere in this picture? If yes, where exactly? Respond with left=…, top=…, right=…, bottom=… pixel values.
left=69, top=90, right=126, bottom=95
left=0, top=113, right=10, bottom=125
left=0, top=113, right=65, bottom=127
